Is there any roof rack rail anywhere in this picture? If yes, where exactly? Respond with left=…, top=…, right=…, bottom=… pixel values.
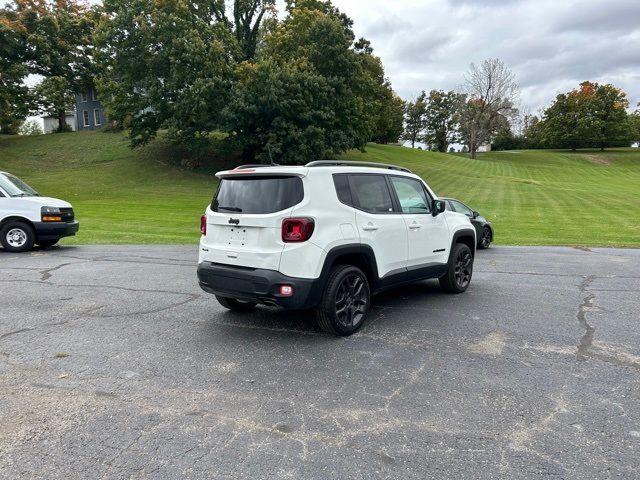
left=233, top=163, right=280, bottom=170
left=305, top=160, right=412, bottom=173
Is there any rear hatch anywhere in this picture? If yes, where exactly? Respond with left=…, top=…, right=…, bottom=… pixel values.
left=201, top=171, right=306, bottom=271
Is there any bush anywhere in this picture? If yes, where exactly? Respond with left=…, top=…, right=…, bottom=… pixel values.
left=18, top=120, right=44, bottom=136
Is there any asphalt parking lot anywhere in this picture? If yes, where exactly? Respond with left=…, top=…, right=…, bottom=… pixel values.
left=1, top=245, right=639, bottom=479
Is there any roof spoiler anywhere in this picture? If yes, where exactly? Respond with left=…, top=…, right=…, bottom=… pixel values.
left=233, top=164, right=280, bottom=170
left=305, top=160, right=412, bottom=173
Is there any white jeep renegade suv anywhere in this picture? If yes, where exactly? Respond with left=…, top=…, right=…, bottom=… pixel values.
left=197, top=161, right=476, bottom=336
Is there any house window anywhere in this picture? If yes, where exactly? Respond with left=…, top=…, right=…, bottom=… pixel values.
left=92, top=89, right=98, bottom=101
left=94, top=109, right=101, bottom=126
left=81, top=92, right=88, bottom=102
left=83, top=110, right=90, bottom=127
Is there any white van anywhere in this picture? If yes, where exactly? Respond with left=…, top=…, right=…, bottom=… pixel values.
left=0, top=171, right=79, bottom=252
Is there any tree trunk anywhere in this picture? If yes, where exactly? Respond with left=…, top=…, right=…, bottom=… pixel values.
left=57, top=110, right=66, bottom=133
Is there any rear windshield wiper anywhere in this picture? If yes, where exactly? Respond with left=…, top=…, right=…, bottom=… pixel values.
left=217, top=206, right=243, bottom=212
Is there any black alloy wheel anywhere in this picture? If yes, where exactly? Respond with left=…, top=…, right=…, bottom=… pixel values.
left=334, top=272, right=368, bottom=329
left=479, top=226, right=491, bottom=249
left=454, top=248, right=473, bottom=289
left=439, top=243, right=474, bottom=293
left=316, top=265, right=371, bottom=336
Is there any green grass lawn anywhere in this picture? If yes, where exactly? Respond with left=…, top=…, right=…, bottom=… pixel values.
left=1, top=131, right=639, bottom=246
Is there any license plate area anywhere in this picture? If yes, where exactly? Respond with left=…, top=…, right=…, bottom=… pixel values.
left=227, top=226, right=249, bottom=247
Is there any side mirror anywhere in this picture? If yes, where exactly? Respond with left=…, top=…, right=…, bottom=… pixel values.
left=432, top=199, right=446, bottom=217
left=472, top=211, right=479, bottom=219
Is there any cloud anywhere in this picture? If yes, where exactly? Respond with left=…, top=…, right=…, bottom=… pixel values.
left=331, top=0, right=640, bottom=111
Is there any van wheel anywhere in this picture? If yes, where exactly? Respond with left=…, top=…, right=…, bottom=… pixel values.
left=0, top=221, right=35, bottom=253
left=215, top=295, right=257, bottom=312
left=316, top=265, right=370, bottom=336
left=37, top=239, right=59, bottom=249
left=439, top=243, right=474, bottom=293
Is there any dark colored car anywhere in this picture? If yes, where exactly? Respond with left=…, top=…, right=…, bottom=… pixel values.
left=442, top=198, right=493, bottom=249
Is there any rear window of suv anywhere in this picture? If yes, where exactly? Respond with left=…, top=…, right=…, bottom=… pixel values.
left=212, top=176, right=303, bottom=214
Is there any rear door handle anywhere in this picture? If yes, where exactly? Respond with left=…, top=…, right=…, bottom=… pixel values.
left=362, top=224, right=379, bottom=231
left=409, top=223, right=421, bottom=229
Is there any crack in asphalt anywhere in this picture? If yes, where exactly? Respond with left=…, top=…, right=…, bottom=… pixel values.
left=576, top=276, right=596, bottom=362
left=574, top=276, right=640, bottom=371
left=40, top=262, right=83, bottom=281
left=0, top=327, right=35, bottom=340
left=52, top=253, right=197, bottom=267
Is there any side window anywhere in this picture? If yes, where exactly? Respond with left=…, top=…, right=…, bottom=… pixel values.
left=333, top=174, right=353, bottom=206
left=389, top=176, right=431, bottom=214
left=451, top=200, right=473, bottom=217
left=445, top=200, right=454, bottom=211
left=348, top=174, right=394, bottom=213
left=0, top=190, right=5, bottom=198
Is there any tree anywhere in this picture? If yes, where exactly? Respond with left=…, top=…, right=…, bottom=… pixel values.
left=541, top=82, right=633, bottom=150
left=2, top=0, right=98, bottom=132
left=18, top=119, right=43, bottom=135
left=225, top=3, right=373, bottom=164
left=403, top=91, right=427, bottom=148
left=630, top=105, right=640, bottom=146
left=423, top=90, right=465, bottom=152
left=96, top=0, right=235, bottom=147
left=370, top=91, right=404, bottom=144
left=0, top=5, right=30, bottom=134
left=32, top=76, right=75, bottom=132
left=522, top=115, right=543, bottom=148
left=355, top=38, right=403, bottom=144
left=211, top=0, right=276, bottom=61
left=459, top=58, right=519, bottom=158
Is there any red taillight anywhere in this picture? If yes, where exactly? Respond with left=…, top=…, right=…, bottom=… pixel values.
left=282, top=218, right=315, bottom=243
left=200, top=215, right=207, bottom=235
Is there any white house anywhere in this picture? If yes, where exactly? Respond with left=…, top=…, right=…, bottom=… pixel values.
left=42, top=112, right=76, bottom=134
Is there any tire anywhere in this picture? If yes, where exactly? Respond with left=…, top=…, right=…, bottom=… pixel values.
left=37, top=239, right=59, bottom=249
left=478, top=226, right=491, bottom=249
left=439, top=243, right=474, bottom=293
left=315, top=265, right=371, bottom=336
left=215, top=295, right=257, bottom=312
left=0, top=221, right=36, bottom=253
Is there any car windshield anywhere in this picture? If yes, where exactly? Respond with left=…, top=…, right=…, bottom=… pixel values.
left=0, top=173, right=40, bottom=197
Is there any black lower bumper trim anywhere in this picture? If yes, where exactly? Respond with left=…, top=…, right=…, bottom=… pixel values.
left=197, top=262, right=322, bottom=310
left=33, top=221, right=79, bottom=240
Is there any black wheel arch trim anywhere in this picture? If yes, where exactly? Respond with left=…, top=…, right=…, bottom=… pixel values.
left=449, top=229, right=477, bottom=261
left=317, top=243, right=379, bottom=289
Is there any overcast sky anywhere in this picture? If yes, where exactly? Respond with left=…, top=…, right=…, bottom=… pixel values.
left=328, top=0, right=640, bottom=114
left=5, top=0, right=640, bottom=115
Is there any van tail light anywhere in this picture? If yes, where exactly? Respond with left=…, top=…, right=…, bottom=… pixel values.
left=282, top=218, right=315, bottom=243
left=200, top=215, right=207, bottom=235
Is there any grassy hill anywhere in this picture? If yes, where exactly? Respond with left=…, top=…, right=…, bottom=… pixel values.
left=1, top=131, right=639, bottom=247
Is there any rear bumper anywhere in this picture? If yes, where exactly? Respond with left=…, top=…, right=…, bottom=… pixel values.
left=33, top=221, right=79, bottom=240
left=197, top=262, right=322, bottom=309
